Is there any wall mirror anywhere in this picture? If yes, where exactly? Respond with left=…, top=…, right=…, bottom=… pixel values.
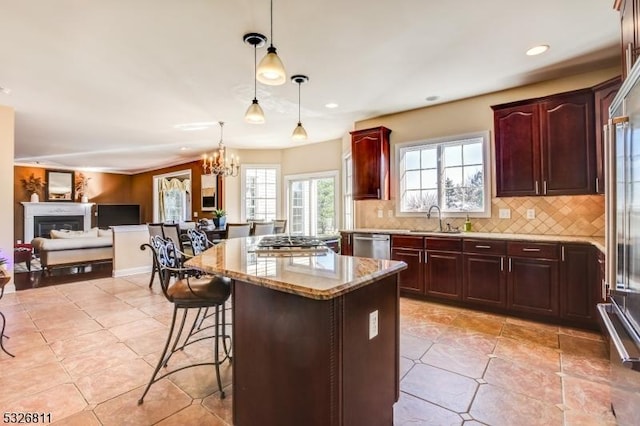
left=46, top=170, right=75, bottom=201
left=201, top=174, right=217, bottom=211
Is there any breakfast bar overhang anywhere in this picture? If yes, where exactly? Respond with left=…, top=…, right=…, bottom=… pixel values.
left=186, top=236, right=407, bottom=426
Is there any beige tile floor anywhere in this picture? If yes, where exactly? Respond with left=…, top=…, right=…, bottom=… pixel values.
left=0, top=273, right=615, bottom=425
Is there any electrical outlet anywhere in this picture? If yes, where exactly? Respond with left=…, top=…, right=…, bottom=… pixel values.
left=377, top=209, right=383, bottom=218
left=499, top=208, right=511, bottom=219
left=387, top=210, right=393, bottom=217
left=526, top=209, right=535, bottom=220
left=369, top=310, right=379, bottom=340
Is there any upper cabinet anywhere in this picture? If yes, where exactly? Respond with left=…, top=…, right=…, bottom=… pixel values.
left=593, top=77, right=622, bottom=194
left=350, top=126, right=391, bottom=200
left=493, top=89, right=596, bottom=197
left=617, top=0, right=640, bottom=79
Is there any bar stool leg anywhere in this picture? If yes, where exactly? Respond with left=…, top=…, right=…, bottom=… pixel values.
left=0, top=311, right=14, bottom=358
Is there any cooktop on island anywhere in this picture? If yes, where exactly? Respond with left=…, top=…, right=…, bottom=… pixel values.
left=253, top=235, right=328, bottom=256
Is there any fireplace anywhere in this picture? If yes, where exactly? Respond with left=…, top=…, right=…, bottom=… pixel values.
left=22, top=202, right=94, bottom=242
left=33, top=215, right=84, bottom=238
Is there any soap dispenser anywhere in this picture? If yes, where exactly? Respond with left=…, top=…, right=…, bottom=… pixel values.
left=464, top=214, right=472, bottom=232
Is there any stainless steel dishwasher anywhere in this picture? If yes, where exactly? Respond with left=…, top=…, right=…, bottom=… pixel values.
left=352, top=233, right=391, bottom=259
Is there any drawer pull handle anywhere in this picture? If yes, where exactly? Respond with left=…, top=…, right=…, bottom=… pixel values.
left=522, top=248, right=541, bottom=252
left=475, top=245, right=491, bottom=249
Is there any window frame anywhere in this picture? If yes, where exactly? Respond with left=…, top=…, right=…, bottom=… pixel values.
left=395, top=131, right=491, bottom=218
left=284, top=170, right=340, bottom=236
left=342, top=153, right=354, bottom=230
left=240, top=164, right=281, bottom=222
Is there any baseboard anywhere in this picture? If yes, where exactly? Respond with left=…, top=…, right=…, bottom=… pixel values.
left=112, top=265, right=152, bottom=278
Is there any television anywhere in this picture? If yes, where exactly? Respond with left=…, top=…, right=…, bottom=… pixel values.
left=97, top=204, right=141, bottom=228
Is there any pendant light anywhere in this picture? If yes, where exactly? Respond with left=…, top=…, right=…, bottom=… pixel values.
left=291, top=74, right=308, bottom=140
left=257, top=0, right=286, bottom=85
left=243, top=33, right=267, bottom=124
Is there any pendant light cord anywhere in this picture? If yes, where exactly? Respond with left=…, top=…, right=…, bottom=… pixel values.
left=270, top=0, right=274, bottom=46
left=297, top=82, right=301, bottom=123
left=253, top=45, right=258, bottom=99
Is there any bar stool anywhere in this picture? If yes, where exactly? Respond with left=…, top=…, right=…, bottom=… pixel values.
left=0, top=274, right=14, bottom=357
left=138, top=236, right=231, bottom=403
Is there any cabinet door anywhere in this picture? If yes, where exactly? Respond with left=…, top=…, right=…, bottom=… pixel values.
left=351, top=127, right=391, bottom=200
left=392, top=248, right=423, bottom=295
left=340, top=233, right=352, bottom=256
left=539, top=91, right=595, bottom=195
left=424, top=251, right=462, bottom=300
left=594, top=77, right=622, bottom=194
left=494, top=104, right=541, bottom=196
left=507, top=257, right=559, bottom=317
left=621, top=0, right=640, bottom=78
left=560, top=244, right=598, bottom=325
left=463, top=254, right=506, bottom=308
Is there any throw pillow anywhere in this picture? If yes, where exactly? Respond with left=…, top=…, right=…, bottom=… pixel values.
left=50, top=228, right=99, bottom=239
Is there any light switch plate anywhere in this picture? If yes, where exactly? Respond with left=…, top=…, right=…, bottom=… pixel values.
left=387, top=210, right=393, bottom=217
left=377, top=209, right=383, bottom=218
left=369, top=310, right=379, bottom=340
left=526, top=209, right=535, bottom=219
left=499, top=208, right=511, bottom=219
left=194, top=212, right=198, bottom=218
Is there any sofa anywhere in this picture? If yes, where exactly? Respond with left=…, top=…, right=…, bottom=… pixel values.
left=31, top=228, right=113, bottom=271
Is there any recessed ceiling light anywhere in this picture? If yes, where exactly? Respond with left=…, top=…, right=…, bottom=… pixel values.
left=425, top=96, right=439, bottom=102
left=174, top=122, right=217, bottom=131
left=526, top=45, right=549, bottom=56
left=325, top=102, right=339, bottom=109
left=180, top=147, right=190, bottom=151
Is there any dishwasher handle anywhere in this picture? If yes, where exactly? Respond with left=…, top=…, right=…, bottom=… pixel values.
left=353, top=235, right=390, bottom=241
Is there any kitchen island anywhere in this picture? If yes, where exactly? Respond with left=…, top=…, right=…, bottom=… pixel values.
left=186, top=236, right=407, bottom=426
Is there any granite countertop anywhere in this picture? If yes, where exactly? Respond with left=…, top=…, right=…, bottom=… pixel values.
left=340, top=229, right=605, bottom=253
left=185, top=236, right=407, bottom=300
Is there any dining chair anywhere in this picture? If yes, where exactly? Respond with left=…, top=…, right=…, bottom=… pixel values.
left=138, top=236, right=232, bottom=403
left=147, top=223, right=165, bottom=288
left=225, top=223, right=252, bottom=239
left=273, top=219, right=287, bottom=234
left=253, top=222, right=275, bottom=236
left=162, top=223, right=193, bottom=256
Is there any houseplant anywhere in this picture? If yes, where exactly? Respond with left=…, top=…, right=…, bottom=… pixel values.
left=21, top=173, right=46, bottom=202
left=213, top=209, right=226, bottom=228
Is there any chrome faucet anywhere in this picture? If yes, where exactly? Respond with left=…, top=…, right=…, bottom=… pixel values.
left=427, top=205, right=443, bottom=232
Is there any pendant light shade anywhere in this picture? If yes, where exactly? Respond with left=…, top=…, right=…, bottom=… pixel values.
left=245, top=99, right=265, bottom=124
left=292, top=122, right=308, bottom=140
left=257, top=0, right=286, bottom=86
left=291, top=74, right=308, bottom=141
left=243, top=33, right=267, bottom=124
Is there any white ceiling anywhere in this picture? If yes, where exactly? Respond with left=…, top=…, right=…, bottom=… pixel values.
left=0, top=0, right=620, bottom=174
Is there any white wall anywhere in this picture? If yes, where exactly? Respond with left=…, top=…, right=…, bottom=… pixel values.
left=0, top=105, right=15, bottom=292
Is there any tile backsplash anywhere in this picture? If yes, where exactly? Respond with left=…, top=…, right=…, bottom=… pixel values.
left=356, top=195, right=605, bottom=237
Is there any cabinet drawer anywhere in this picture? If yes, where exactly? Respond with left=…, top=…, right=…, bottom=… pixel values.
left=426, top=237, right=462, bottom=252
left=507, top=241, right=558, bottom=259
left=463, top=239, right=506, bottom=255
left=392, top=235, right=424, bottom=249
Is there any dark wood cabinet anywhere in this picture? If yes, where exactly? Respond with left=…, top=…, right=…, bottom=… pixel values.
left=350, top=126, right=391, bottom=200
left=560, top=244, right=600, bottom=325
left=494, top=103, right=541, bottom=196
left=424, top=238, right=462, bottom=301
left=493, top=89, right=596, bottom=196
left=507, top=242, right=559, bottom=317
left=462, top=239, right=507, bottom=308
left=392, top=235, right=424, bottom=295
left=593, top=76, right=622, bottom=194
left=340, top=232, right=352, bottom=256
left=539, top=91, right=596, bottom=195
left=618, top=0, right=640, bottom=79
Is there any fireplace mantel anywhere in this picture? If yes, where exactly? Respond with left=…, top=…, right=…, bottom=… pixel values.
left=22, top=202, right=95, bottom=242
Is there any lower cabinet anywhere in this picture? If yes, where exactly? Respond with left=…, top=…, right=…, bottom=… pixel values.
left=560, top=243, right=600, bottom=325
left=507, top=256, right=559, bottom=317
left=424, top=237, right=463, bottom=300
left=340, top=233, right=352, bottom=256
left=462, top=240, right=507, bottom=308
left=391, top=235, right=424, bottom=295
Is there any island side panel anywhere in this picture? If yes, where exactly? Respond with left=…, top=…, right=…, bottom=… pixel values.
left=232, top=279, right=340, bottom=426
left=342, top=273, right=399, bottom=425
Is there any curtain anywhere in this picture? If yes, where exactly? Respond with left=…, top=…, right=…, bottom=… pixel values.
left=159, top=178, right=191, bottom=222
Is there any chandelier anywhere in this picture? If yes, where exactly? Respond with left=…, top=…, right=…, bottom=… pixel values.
left=202, top=122, right=239, bottom=177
